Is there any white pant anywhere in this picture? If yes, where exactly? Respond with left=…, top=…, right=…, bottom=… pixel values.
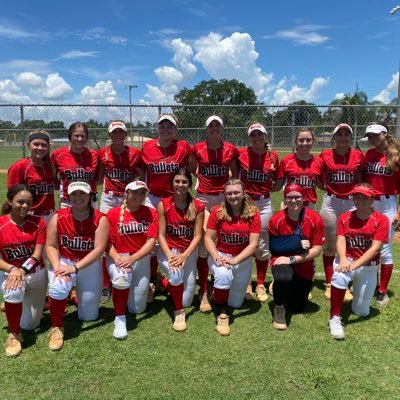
left=2, top=267, right=48, bottom=330
left=158, top=249, right=197, bottom=308
left=320, top=193, right=355, bottom=256
left=107, top=254, right=150, bottom=314
left=48, top=257, right=102, bottom=321
left=100, top=191, right=125, bottom=213
left=208, top=252, right=253, bottom=308
left=331, top=258, right=378, bottom=317
left=253, top=197, right=273, bottom=261
left=373, top=196, right=396, bottom=265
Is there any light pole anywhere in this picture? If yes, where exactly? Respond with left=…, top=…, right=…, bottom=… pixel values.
left=390, top=6, right=400, bottom=137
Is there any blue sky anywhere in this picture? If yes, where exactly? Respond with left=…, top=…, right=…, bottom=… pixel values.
left=0, top=0, right=399, bottom=105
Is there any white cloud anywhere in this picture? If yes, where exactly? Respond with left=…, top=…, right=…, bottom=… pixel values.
left=270, top=25, right=330, bottom=46
left=80, top=80, right=117, bottom=104
left=41, top=73, right=73, bottom=100
left=0, top=21, right=45, bottom=40
left=272, top=77, right=330, bottom=104
left=334, top=92, right=345, bottom=100
left=0, top=79, right=30, bottom=103
left=80, top=27, right=128, bottom=45
left=144, top=38, right=197, bottom=103
left=193, top=32, right=273, bottom=98
left=0, top=59, right=51, bottom=76
left=15, top=72, right=44, bottom=88
left=373, top=72, right=399, bottom=103
left=148, top=28, right=183, bottom=36
left=60, top=50, right=98, bottom=59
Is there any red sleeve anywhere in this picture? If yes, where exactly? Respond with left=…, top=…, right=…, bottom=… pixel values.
left=147, top=209, right=159, bottom=239
left=206, top=207, right=220, bottom=230
left=7, top=161, right=23, bottom=188
left=374, top=214, right=390, bottom=243
left=277, top=158, right=286, bottom=179
left=195, top=199, right=206, bottom=213
left=250, top=212, right=262, bottom=234
left=272, top=151, right=280, bottom=180
left=106, top=209, right=118, bottom=246
left=309, top=213, right=325, bottom=246
left=36, top=218, right=46, bottom=245
left=267, top=214, right=280, bottom=237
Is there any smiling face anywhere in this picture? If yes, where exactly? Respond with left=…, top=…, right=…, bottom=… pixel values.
left=69, top=190, right=90, bottom=210
left=109, top=128, right=127, bottom=145
left=224, top=183, right=245, bottom=209
left=249, top=129, right=266, bottom=149
left=173, top=174, right=190, bottom=196
left=352, top=193, right=373, bottom=212
left=367, top=132, right=386, bottom=149
left=284, top=190, right=304, bottom=212
left=27, top=138, right=50, bottom=162
left=334, top=128, right=352, bottom=150
left=157, top=120, right=176, bottom=143
left=69, top=126, right=88, bottom=150
left=10, top=190, right=33, bottom=221
left=126, top=188, right=147, bottom=209
left=295, top=130, right=314, bottom=154
left=206, top=120, right=224, bottom=141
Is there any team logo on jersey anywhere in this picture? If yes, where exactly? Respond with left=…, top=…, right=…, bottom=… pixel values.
left=345, top=236, right=372, bottom=249
left=200, top=165, right=228, bottom=177
left=60, top=236, right=94, bottom=251
left=289, top=176, right=316, bottom=188
left=149, top=162, right=179, bottom=174
left=4, top=245, right=33, bottom=260
left=65, top=168, right=95, bottom=181
left=220, top=232, right=249, bottom=245
left=365, top=162, right=392, bottom=176
left=327, top=171, right=356, bottom=184
left=167, top=224, right=194, bottom=237
left=119, top=220, right=150, bottom=235
left=242, top=169, right=271, bottom=182
left=106, top=169, right=133, bottom=180
left=30, top=182, right=54, bottom=195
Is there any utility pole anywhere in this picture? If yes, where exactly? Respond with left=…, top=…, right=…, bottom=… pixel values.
left=390, top=6, right=400, bottom=137
left=124, top=85, right=137, bottom=143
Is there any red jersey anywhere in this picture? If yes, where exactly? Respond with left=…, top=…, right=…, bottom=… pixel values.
left=56, top=208, right=105, bottom=261
left=0, top=215, right=46, bottom=268
left=207, top=206, right=261, bottom=256
left=363, top=148, right=400, bottom=195
left=268, top=208, right=324, bottom=280
left=7, top=158, right=57, bottom=214
left=337, top=210, right=389, bottom=263
left=51, top=146, right=98, bottom=200
left=161, top=196, right=205, bottom=251
left=320, top=148, right=363, bottom=196
left=98, top=146, right=141, bottom=195
left=107, top=205, right=158, bottom=254
left=141, top=139, right=191, bottom=197
left=238, top=147, right=279, bottom=196
left=278, top=154, right=323, bottom=203
left=191, top=141, right=238, bottom=194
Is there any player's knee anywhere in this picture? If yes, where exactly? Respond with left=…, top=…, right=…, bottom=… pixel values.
left=2, top=287, right=24, bottom=303
left=213, top=269, right=232, bottom=289
left=331, top=272, right=351, bottom=290
left=111, top=271, right=132, bottom=290
left=168, top=271, right=183, bottom=286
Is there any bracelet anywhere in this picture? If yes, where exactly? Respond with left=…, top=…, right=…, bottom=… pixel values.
left=73, top=265, right=79, bottom=275
left=8, top=266, right=17, bottom=273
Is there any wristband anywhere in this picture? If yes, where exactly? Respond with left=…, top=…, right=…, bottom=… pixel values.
left=289, top=256, right=296, bottom=266
left=8, top=265, right=17, bottom=273
left=73, top=265, right=79, bottom=275
left=21, top=257, right=38, bottom=274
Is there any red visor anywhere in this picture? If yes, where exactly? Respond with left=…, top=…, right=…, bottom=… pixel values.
left=352, top=186, right=374, bottom=197
left=284, top=183, right=305, bottom=197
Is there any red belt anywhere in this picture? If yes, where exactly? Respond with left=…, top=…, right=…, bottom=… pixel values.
left=249, top=193, right=271, bottom=200
left=327, top=192, right=351, bottom=200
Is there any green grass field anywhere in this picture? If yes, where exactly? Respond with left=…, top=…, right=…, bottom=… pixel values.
left=1, top=174, right=400, bottom=400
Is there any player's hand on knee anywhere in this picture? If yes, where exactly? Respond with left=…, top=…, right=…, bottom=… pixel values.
left=4, top=268, right=25, bottom=290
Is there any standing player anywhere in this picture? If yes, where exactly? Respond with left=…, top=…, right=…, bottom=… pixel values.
left=204, top=179, right=261, bottom=336
left=328, top=184, right=389, bottom=339
left=268, top=184, right=324, bottom=330
left=363, top=122, right=400, bottom=306
left=157, top=167, right=205, bottom=332
left=192, top=115, right=238, bottom=313
left=51, top=122, right=99, bottom=208
left=140, top=114, right=194, bottom=301
left=319, top=123, right=363, bottom=300
left=0, top=184, right=47, bottom=357
left=97, top=121, right=142, bottom=213
left=238, top=123, right=279, bottom=302
left=7, top=130, right=57, bottom=223
left=274, top=128, right=323, bottom=210
left=45, top=181, right=109, bottom=351
left=106, top=180, right=158, bottom=340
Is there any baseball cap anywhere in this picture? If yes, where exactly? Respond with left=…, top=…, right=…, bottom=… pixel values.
left=333, top=123, right=353, bottom=135
left=352, top=185, right=374, bottom=198
left=108, top=121, right=127, bottom=133
left=68, top=181, right=91, bottom=195
left=248, top=123, right=267, bottom=136
left=205, top=115, right=224, bottom=127
left=364, top=124, right=387, bottom=136
left=125, top=180, right=149, bottom=192
left=157, top=114, right=177, bottom=126
left=284, top=183, right=305, bottom=197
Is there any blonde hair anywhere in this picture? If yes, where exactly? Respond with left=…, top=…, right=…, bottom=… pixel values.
left=118, top=199, right=128, bottom=235
left=218, top=179, right=258, bottom=222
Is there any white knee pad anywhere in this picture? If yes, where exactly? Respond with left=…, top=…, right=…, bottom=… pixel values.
left=108, top=263, right=133, bottom=290
left=2, top=283, right=25, bottom=304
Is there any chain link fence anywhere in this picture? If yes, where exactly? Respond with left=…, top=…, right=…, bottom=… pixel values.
left=0, top=103, right=398, bottom=167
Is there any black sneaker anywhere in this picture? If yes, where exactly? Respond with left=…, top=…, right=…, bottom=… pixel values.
left=101, top=287, right=111, bottom=303
left=376, top=292, right=389, bottom=307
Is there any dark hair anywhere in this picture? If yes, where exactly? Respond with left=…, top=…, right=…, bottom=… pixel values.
left=2, top=184, right=34, bottom=215
left=172, top=167, right=196, bottom=221
left=68, top=122, right=89, bottom=141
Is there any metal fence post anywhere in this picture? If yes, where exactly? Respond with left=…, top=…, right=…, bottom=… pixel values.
left=20, top=104, right=26, bottom=158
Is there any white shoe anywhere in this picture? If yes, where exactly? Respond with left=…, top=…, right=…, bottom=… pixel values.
left=329, top=316, right=345, bottom=340
left=113, top=316, right=128, bottom=340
